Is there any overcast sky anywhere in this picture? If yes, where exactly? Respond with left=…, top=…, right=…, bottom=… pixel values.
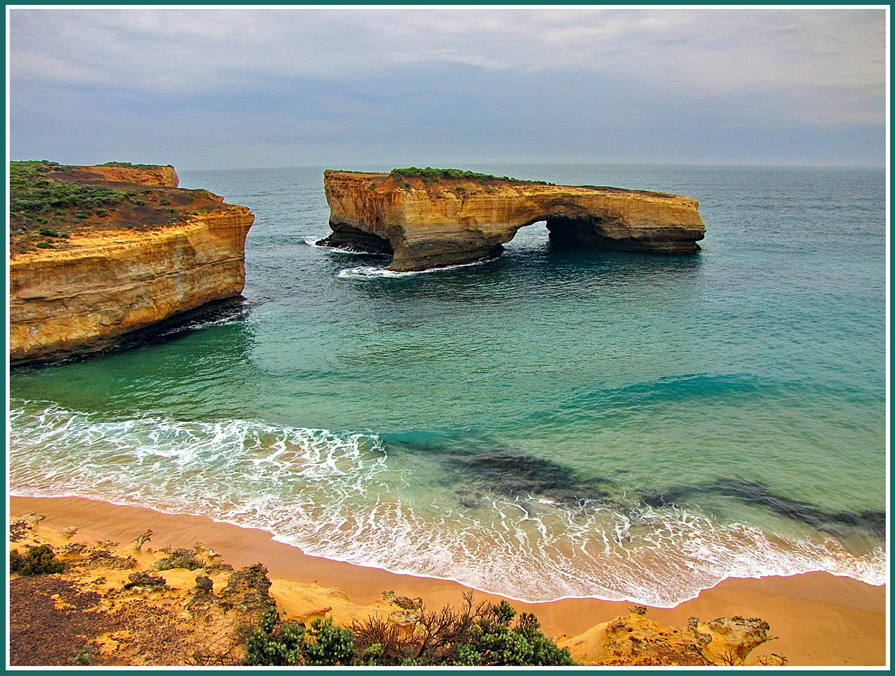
left=8, top=7, right=888, bottom=170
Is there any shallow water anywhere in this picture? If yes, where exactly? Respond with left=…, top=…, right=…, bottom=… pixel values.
left=9, top=163, right=886, bottom=605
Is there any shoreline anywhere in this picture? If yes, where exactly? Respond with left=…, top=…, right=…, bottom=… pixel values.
left=9, top=494, right=888, bottom=666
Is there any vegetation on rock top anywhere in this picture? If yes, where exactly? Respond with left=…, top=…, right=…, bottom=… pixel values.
left=390, top=167, right=553, bottom=185
left=9, top=161, right=210, bottom=255
left=10, top=161, right=124, bottom=213
left=99, top=161, right=168, bottom=169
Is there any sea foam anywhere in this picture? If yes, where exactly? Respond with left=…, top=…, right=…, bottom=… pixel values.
left=337, top=258, right=497, bottom=279
left=9, top=400, right=886, bottom=607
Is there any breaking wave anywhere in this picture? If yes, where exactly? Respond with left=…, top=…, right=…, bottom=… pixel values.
left=9, top=399, right=886, bottom=607
left=337, top=258, right=498, bottom=279
left=302, top=236, right=372, bottom=254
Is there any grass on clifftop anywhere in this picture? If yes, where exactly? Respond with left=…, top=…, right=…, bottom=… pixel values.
left=99, top=161, right=166, bottom=170
left=10, top=161, right=126, bottom=213
left=9, top=160, right=191, bottom=254
left=390, top=167, right=553, bottom=185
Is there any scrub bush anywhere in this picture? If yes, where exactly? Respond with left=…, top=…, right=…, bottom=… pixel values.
left=244, top=592, right=577, bottom=667
left=243, top=610, right=355, bottom=666
left=10, top=544, right=66, bottom=575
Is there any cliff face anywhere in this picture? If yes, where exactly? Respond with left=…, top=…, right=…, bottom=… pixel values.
left=322, top=171, right=706, bottom=271
left=9, top=164, right=254, bottom=365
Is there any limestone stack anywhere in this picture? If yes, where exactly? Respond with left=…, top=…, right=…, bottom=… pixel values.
left=321, top=170, right=705, bottom=271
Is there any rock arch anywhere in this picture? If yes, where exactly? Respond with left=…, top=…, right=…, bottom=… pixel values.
left=320, top=171, right=706, bottom=272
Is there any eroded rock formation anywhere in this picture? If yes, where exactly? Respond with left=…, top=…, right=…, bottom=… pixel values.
left=321, top=170, right=705, bottom=271
left=9, top=164, right=254, bottom=365
left=557, top=606, right=784, bottom=667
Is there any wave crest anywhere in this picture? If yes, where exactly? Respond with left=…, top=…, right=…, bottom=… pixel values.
left=9, top=400, right=886, bottom=606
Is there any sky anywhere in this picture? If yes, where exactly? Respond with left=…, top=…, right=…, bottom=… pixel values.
left=7, top=6, right=888, bottom=170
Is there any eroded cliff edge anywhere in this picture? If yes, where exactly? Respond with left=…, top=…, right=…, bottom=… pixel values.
left=9, top=161, right=254, bottom=365
left=320, top=169, right=706, bottom=272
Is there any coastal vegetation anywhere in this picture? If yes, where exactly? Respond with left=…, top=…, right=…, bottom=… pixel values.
left=244, top=594, right=576, bottom=667
left=10, top=160, right=132, bottom=251
left=10, top=161, right=125, bottom=215
left=8, top=513, right=789, bottom=667
left=10, top=544, right=66, bottom=576
left=390, top=167, right=553, bottom=185
left=322, top=169, right=704, bottom=270
left=99, top=161, right=163, bottom=169
left=8, top=160, right=205, bottom=254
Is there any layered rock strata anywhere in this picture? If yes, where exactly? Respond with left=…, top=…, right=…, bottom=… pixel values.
left=321, top=171, right=705, bottom=271
left=9, top=164, right=254, bottom=365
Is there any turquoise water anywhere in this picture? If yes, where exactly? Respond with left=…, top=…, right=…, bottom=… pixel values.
left=9, top=164, right=886, bottom=606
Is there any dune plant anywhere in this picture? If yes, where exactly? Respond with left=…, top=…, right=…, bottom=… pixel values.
left=10, top=544, right=66, bottom=576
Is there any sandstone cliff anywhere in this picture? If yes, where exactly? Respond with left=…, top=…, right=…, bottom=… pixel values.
left=321, top=170, right=705, bottom=271
left=9, top=163, right=254, bottom=365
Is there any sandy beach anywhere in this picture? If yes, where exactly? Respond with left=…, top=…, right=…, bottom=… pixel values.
left=9, top=494, right=887, bottom=666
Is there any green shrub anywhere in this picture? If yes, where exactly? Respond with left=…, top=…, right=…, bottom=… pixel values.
left=129, top=198, right=146, bottom=207
left=35, top=241, right=53, bottom=249
left=352, top=593, right=576, bottom=666
left=244, top=610, right=307, bottom=666
left=303, top=618, right=355, bottom=666
left=154, top=548, right=203, bottom=571
left=242, top=595, right=573, bottom=667
left=390, top=167, right=552, bottom=185
left=75, top=211, right=89, bottom=219
left=100, top=161, right=159, bottom=169
left=243, top=611, right=355, bottom=667
left=451, top=602, right=576, bottom=666
left=10, top=544, right=66, bottom=575
left=158, top=198, right=170, bottom=206
left=72, top=644, right=95, bottom=665
left=37, top=227, right=68, bottom=237
left=9, top=161, right=128, bottom=217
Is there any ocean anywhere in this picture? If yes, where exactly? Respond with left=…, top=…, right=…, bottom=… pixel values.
left=8, top=163, right=886, bottom=607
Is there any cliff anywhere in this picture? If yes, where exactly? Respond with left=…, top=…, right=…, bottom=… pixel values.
left=9, top=162, right=254, bottom=365
left=320, top=169, right=706, bottom=271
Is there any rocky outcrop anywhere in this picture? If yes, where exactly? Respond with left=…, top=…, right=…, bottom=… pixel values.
left=321, top=171, right=705, bottom=271
left=558, top=606, right=784, bottom=667
left=9, top=164, right=254, bottom=365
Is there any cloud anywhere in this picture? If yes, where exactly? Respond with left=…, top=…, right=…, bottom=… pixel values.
left=10, top=8, right=885, bottom=122
left=8, top=7, right=886, bottom=168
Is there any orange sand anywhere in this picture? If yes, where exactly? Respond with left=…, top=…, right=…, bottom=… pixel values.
left=9, top=495, right=888, bottom=666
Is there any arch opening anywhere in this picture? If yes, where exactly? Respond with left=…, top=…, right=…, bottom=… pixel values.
left=317, top=224, right=393, bottom=255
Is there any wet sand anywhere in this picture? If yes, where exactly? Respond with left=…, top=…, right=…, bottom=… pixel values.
left=9, top=495, right=888, bottom=666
